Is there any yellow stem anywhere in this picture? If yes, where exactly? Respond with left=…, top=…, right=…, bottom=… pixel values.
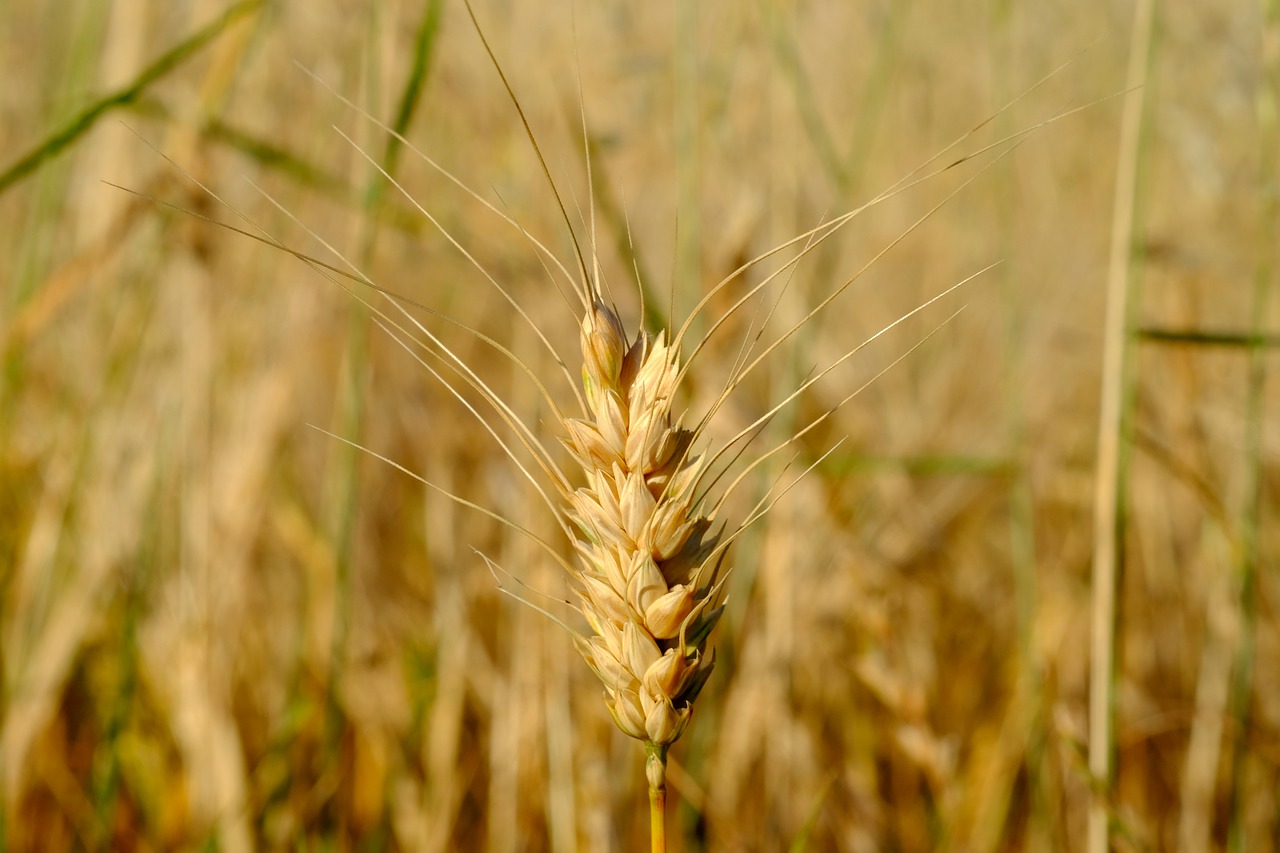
left=646, top=743, right=668, bottom=853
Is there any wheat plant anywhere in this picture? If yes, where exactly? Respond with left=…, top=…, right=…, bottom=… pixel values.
left=566, top=298, right=720, bottom=847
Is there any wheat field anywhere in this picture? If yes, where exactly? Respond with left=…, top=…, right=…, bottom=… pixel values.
left=1, top=0, right=1277, bottom=850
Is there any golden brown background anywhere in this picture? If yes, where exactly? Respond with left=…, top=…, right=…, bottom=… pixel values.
left=1, top=0, right=1276, bottom=850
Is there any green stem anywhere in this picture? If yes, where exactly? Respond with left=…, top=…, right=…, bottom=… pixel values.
left=646, top=742, right=669, bottom=853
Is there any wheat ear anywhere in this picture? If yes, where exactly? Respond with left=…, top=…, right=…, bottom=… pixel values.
left=562, top=298, right=724, bottom=844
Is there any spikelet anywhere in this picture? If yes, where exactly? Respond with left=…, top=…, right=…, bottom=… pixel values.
left=564, top=300, right=724, bottom=748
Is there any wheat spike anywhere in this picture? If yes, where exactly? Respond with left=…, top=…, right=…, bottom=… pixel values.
left=563, top=300, right=724, bottom=750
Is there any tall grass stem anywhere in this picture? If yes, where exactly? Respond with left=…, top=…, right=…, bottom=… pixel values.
left=1088, top=0, right=1157, bottom=849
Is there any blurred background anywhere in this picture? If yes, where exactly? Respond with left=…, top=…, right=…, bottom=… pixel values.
left=1, top=0, right=1276, bottom=850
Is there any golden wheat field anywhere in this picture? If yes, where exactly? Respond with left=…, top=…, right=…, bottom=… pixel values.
left=1, top=0, right=1277, bottom=850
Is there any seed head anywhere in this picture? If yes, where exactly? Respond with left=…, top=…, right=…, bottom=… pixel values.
left=565, top=302, right=724, bottom=747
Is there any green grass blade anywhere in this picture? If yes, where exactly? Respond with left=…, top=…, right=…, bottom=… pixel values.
left=0, top=0, right=264, bottom=196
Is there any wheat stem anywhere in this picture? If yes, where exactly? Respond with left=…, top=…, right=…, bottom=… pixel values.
left=646, top=743, right=668, bottom=853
